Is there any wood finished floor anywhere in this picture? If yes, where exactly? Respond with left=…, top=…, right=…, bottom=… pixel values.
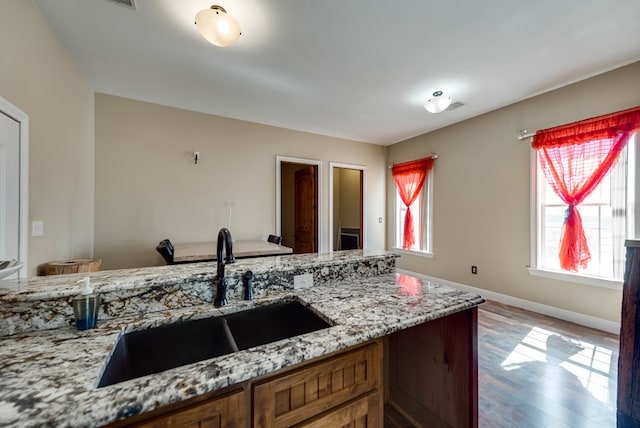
left=384, top=300, right=620, bottom=427
left=478, top=300, right=619, bottom=428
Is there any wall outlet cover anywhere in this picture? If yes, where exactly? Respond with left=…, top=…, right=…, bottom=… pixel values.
left=293, top=273, right=313, bottom=289
left=32, top=221, right=44, bottom=237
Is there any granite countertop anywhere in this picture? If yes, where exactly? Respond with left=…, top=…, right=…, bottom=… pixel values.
left=1, top=250, right=388, bottom=300
left=0, top=253, right=484, bottom=427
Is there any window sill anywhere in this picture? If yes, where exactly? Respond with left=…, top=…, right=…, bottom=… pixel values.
left=527, top=267, right=622, bottom=290
left=392, top=248, right=434, bottom=259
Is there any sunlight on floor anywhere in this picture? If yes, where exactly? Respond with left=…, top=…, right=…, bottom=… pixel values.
left=501, top=326, right=615, bottom=406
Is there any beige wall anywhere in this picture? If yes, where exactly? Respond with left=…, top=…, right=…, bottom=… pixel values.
left=387, top=61, right=640, bottom=323
left=95, top=94, right=386, bottom=269
left=0, top=0, right=95, bottom=277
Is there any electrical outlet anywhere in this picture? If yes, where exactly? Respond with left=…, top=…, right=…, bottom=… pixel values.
left=471, top=265, right=478, bottom=275
left=293, top=273, right=313, bottom=289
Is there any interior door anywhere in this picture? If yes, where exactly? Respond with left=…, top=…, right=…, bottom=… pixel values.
left=331, top=164, right=365, bottom=252
left=0, top=111, right=20, bottom=264
left=294, top=165, right=317, bottom=254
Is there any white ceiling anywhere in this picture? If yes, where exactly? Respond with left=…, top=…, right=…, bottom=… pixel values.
left=33, top=0, right=640, bottom=145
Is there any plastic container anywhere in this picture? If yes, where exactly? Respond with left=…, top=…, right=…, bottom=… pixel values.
left=72, top=277, right=101, bottom=330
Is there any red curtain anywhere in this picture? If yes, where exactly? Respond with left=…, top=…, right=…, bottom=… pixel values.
left=532, top=106, right=640, bottom=271
left=392, top=157, right=434, bottom=249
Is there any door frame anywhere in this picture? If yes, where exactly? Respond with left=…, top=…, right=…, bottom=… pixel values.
left=0, top=97, right=29, bottom=277
left=276, top=156, right=324, bottom=253
left=329, top=162, right=366, bottom=252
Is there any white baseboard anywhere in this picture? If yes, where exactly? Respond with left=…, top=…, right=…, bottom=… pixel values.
left=397, top=269, right=620, bottom=335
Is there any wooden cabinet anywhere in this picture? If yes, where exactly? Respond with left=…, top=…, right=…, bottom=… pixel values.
left=618, top=240, right=640, bottom=427
left=128, top=389, right=245, bottom=428
left=108, top=340, right=382, bottom=428
left=387, top=308, right=478, bottom=428
left=105, top=308, right=479, bottom=428
left=253, top=340, right=382, bottom=427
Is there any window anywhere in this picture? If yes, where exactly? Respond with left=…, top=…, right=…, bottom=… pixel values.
left=531, top=134, right=637, bottom=285
left=394, top=173, right=433, bottom=255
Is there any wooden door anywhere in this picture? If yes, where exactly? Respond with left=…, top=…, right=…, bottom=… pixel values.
left=294, top=165, right=317, bottom=254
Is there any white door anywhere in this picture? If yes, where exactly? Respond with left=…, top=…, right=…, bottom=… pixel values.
left=0, top=112, right=20, bottom=265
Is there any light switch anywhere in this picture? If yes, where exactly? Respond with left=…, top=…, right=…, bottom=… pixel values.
left=32, top=220, right=44, bottom=237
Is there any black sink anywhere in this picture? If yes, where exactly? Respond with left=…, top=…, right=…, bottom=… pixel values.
left=225, top=300, right=331, bottom=350
left=97, top=301, right=331, bottom=387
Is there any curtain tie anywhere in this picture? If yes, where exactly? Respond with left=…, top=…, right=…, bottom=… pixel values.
left=563, top=205, right=576, bottom=224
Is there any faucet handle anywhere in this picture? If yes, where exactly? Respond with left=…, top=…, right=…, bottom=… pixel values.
left=243, top=270, right=254, bottom=300
left=214, top=277, right=228, bottom=307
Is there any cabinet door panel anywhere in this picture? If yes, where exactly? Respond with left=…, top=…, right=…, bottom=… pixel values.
left=388, top=308, right=478, bottom=428
left=297, top=392, right=381, bottom=428
left=254, top=340, right=381, bottom=427
left=130, top=390, right=245, bottom=428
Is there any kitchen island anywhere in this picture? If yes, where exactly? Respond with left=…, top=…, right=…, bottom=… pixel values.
left=0, top=250, right=484, bottom=427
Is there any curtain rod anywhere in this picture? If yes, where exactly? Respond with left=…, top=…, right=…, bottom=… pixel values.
left=517, top=129, right=536, bottom=140
left=388, top=153, right=438, bottom=169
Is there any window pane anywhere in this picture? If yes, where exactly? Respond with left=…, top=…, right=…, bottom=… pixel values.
left=539, top=183, right=622, bottom=279
left=395, top=175, right=431, bottom=253
left=581, top=205, right=614, bottom=278
left=541, top=171, right=611, bottom=205
left=542, top=181, right=564, bottom=204
left=540, top=205, right=614, bottom=277
left=582, top=174, right=610, bottom=204
left=541, top=206, right=564, bottom=271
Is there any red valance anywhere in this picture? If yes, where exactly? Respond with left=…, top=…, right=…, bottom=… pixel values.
left=391, top=157, right=434, bottom=177
left=532, top=106, right=640, bottom=149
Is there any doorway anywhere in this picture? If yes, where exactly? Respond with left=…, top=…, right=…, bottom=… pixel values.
left=276, top=156, right=323, bottom=254
left=329, top=163, right=365, bottom=252
left=0, top=97, right=29, bottom=277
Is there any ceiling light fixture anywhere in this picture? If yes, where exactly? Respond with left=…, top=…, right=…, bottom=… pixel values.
left=195, top=5, right=241, bottom=47
left=424, top=91, right=452, bottom=114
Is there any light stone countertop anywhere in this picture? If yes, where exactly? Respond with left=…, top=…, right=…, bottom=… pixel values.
left=0, top=252, right=484, bottom=427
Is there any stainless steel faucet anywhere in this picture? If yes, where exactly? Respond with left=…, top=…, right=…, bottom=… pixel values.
left=214, top=228, right=235, bottom=306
